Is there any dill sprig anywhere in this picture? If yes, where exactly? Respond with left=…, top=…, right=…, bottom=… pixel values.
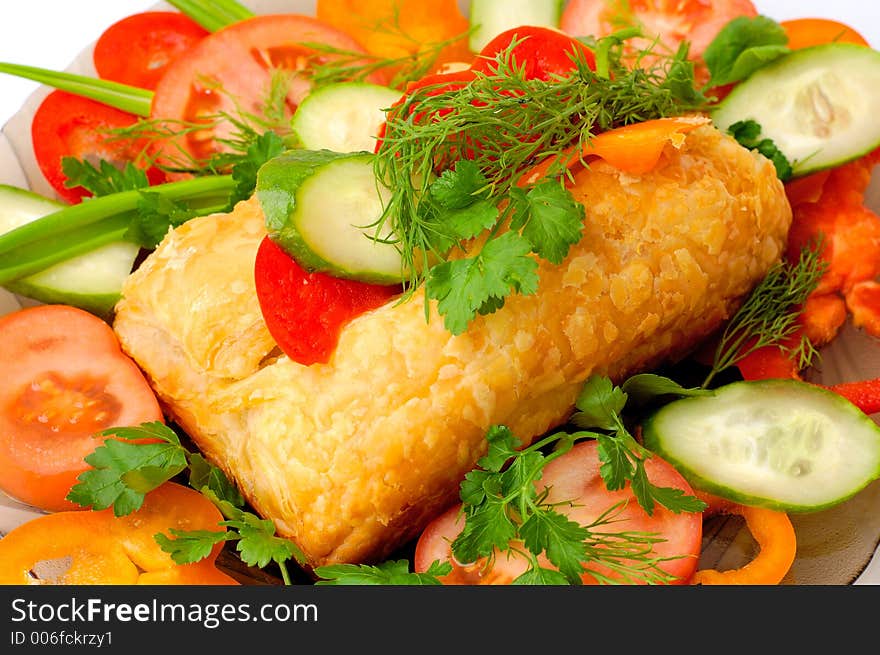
left=304, top=31, right=470, bottom=91
left=109, top=71, right=296, bottom=177
left=302, top=5, right=472, bottom=91
left=373, top=32, right=709, bottom=331
left=703, top=240, right=828, bottom=388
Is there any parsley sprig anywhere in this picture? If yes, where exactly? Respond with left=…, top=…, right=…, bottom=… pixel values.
left=315, top=560, right=452, bottom=585
left=449, top=375, right=705, bottom=585
left=375, top=31, right=708, bottom=333
left=67, top=422, right=305, bottom=585
left=318, top=372, right=708, bottom=586
left=571, top=377, right=708, bottom=517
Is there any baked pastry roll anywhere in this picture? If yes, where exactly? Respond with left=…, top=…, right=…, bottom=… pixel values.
left=112, top=124, right=792, bottom=568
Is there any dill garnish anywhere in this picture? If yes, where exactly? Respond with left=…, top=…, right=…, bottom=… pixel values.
left=703, top=240, right=828, bottom=388
left=373, top=31, right=709, bottom=332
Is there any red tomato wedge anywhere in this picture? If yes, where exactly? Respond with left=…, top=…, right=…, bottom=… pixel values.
left=31, top=90, right=161, bottom=204
left=150, top=14, right=385, bottom=170
left=254, top=236, right=400, bottom=366
left=414, top=440, right=702, bottom=584
left=560, top=0, right=757, bottom=59
left=93, top=11, right=210, bottom=90
left=471, top=25, right=595, bottom=80
left=0, top=305, right=164, bottom=512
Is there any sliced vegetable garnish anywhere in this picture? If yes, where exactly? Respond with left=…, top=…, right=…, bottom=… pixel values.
left=31, top=90, right=159, bottom=204
left=0, top=482, right=238, bottom=585
left=642, top=379, right=880, bottom=513
left=93, top=11, right=209, bottom=90
left=0, top=184, right=138, bottom=319
left=0, top=305, right=163, bottom=512
left=712, top=43, right=880, bottom=177
left=414, top=437, right=703, bottom=585
left=0, top=174, right=234, bottom=285
left=253, top=236, right=400, bottom=366
left=781, top=17, right=870, bottom=50
left=150, top=13, right=382, bottom=168
left=692, top=504, right=796, bottom=585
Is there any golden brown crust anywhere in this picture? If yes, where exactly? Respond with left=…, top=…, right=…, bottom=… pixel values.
left=113, top=125, right=792, bottom=567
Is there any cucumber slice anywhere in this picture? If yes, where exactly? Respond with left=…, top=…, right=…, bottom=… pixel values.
left=642, top=379, right=880, bottom=513
left=469, top=0, right=564, bottom=52
left=712, top=43, right=880, bottom=177
left=0, top=184, right=138, bottom=319
left=291, top=82, right=401, bottom=153
left=256, top=150, right=403, bottom=284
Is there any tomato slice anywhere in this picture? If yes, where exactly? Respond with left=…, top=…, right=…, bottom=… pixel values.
left=0, top=305, right=164, bottom=512
left=150, top=14, right=385, bottom=169
left=254, top=236, right=400, bottom=366
left=560, top=0, right=758, bottom=59
left=414, top=440, right=702, bottom=584
left=93, top=11, right=210, bottom=90
left=31, top=90, right=163, bottom=204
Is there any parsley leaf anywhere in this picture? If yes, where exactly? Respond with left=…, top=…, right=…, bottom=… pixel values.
left=510, top=180, right=585, bottom=265
left=69, top=420, right=306, bottom=585
left=572, top=376, right=627, bottom=431
left=727, top=119, right=793, bottom=181
left=155, top=529, right=233, bottom=565
left=66, top=422, right=188, bottom=516
left=426, top=231, right=539, bottom=334
left=430, top=160, right=490, bottom=210
left=703, top=15, right=790, bottom=87
left=225, top=131, right=286, bottom=210
left=572, top=375, right=707, bottom=515
left=125, top=192, right=197, bottom=248
left=620, top=373, right=713, bottom=407
left=314, top=560, right=453, bottom=585
left=61, top=157, right=150, bottom=196
left=451, top=420, right=695, bottom=584
left=188, top=452, right=245, bottom=508
left=223, top=511, right=305, bottom=571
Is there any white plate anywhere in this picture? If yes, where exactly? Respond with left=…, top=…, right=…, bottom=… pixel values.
left=1, top=0, right=879, bottom=585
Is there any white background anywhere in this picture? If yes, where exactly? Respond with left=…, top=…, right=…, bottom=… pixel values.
left=0, top=1, right=879, bottom=128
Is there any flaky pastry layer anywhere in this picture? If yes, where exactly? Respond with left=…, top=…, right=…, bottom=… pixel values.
left=113, top=125, right=792, bottom=567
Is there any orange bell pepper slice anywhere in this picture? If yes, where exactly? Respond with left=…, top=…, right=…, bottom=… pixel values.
left=0, top=482, right=238, bottom=585
left=316, top=0, right=472, bottom=76
left=781, top=18, right=869, bottom=50
left=519, top=115, right=710, bottom=186
left=692, top=504, right=796, bottom=585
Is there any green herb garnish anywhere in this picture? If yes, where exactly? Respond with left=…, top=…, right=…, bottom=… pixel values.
left=703, top=15, right=790, bottom=88
left=68, top=421, right=305, bottom=585
left=375, top=32, right=708, bottom=333
left=314, top=560, right=453, bottom=585
left=703, top=241, right=827, bottom=388
left=727, top=119, right=793, bottom=181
